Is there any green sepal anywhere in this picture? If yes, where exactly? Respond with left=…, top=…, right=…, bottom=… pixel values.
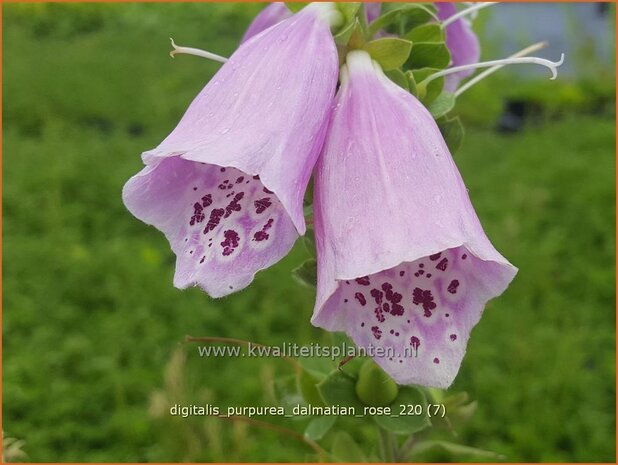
left=354, top=359, right=399, bottom=407
left=301, top=230, right=316, bottom=257
left=336, top=2, right=361, bottom=25
left=297, top=368, right=327, bottom=407
left=368, top=3, right=437, bottom=37
left=436, top=115, right=464, bottom=154
left=407, top=440, right=504, bottom=461
left=285, top=2, right=308, bottom=13
left=272, top=374, right=305, bottom=412
left=304, top=415, right=337, bottom=441
left=427, top=91, right=456, bottom=119
left=407, top=71, right=418, bottom=97
left=317, top=370, right=365, bottom=409
left=364, top=38, right=413, bottom=71
left=405, top=23, right=444, bottom=43
left=385, top=68, right=410, bottom=91
left=292, top=258, right=317, bottom=288
left=409, top=68, right=444, bottom=103
left=372, top=386, right=431, bottom=435
left=334, top=17, right=361, bottom=46
left=406, top=42, right=451, bottom=70
left=331, top=431, right=367, bottom=462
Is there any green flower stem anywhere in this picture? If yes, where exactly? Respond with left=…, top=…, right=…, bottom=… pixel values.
left=378, top=427, right=398, bottom=462
left=399, top=434, right=417, bottom=461
left=223, top=415, right=329, bottom=461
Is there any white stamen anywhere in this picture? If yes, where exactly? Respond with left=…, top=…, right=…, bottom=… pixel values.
left=169, top=38, right=228, bottom=63
left=455, top=41, right=548, bottom=96
left=441, top=2, right=499, bottom=28
left=423, top=53, right=565, bottom=86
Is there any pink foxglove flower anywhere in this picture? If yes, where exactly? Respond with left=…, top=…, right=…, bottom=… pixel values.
left=365, top=3, right=381, bottom=23
left=241, top=2, right=292, bottom=43
left=311, top=50, right=517, bottom=388
left=123, top=4, right=339, bottom=298
left=436, top=2, right=481, bottom=92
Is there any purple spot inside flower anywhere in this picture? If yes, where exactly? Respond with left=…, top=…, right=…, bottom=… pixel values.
left=224, top=192, right=244, bottom=218
left=370, top=288, right=383, bottom=304
left=202, top=194, right=213, bottom=207
left=412, top=287, right=437, bottom=317
left=354, top=292, right=367, bottom=306
left=221, top=229, right=240, bottom=256
left=253, top=218, right=274, bottom=242
left=356, top=276, right=370, bottom=286
left=204, top=208, right=224, bottom=233
left=447, top=279, right=460, bottom=294
left=436, top=257, right=448, bottom=271
left=254, top=197, right=272, bottom=214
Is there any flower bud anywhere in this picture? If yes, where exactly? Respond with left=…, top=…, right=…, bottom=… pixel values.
left=355, top=359, right=399, bottom=406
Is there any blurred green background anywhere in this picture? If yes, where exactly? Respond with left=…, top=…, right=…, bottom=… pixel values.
left=2, top=3, right=615, bottom=462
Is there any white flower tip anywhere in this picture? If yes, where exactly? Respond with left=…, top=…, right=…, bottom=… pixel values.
left=549, top=53, right=565, bottom=80
left=169, top=38, right=178, bottom=58
left=305, top=2, right=343, bottom=28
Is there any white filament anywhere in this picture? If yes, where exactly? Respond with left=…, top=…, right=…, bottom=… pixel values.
left=424, top=53, right=565, bottom=86
left=169, top=38, right=228, bottom=63
left=455, top=41, right=548, bottom=96
left=441, top=2, right=499, bottom=28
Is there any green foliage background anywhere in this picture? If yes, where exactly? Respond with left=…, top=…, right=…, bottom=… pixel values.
left=3, top=3, right=616, bottom=462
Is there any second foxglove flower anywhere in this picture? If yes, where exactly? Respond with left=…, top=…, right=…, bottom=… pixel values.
left=311, top=50, right=517, bottom=388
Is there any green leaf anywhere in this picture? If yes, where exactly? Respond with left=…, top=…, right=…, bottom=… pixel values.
left=427, top=92, right=456, bottom=119
left=364, top=38, right=413, bottom=71
left=331, top=431, right=367, bottom=462
left=373, top=386, right=431, bottom=435
left=334, top=18, right=361, bottom=46
left=409, top=68, right=443, bottom=103
left=304, top=415, right=337, bottom=441
left=272, top=374, right=305, bottom=412
left=336, top=2, right=361, bottom=24
left=437, top=115, right=464, bottom=154
left=407, top=71, right=418, bottom=97
left=384, top=69, right=409, bottom=91
left=301, top=231, right=316, bottom=257
left=407, top=42, right=450, bottom=70
left=285, top=2, right=308, bottom=13
left=297, top=368, right=326, bottom=407
left=317, top=370, right=364, bottom=409
left=408, top=440, right=504, bottom=461
left=405, top=23, right=444, bottom=43
left=369, top=4, right=437, bottom=36
left=355, top=359, right=399, bottom=406
left=292, top=258, right=317, bottom=288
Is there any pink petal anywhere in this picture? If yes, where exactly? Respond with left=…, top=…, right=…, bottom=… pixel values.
left=241, top=3, right=292, bottom=44
left=365, top=3, right=382, bottom=23
left=436, top=2, right=481, bottom=92
left=311, top=51, right=517, bottom=388
left=123, top=5, right=338, bottom=297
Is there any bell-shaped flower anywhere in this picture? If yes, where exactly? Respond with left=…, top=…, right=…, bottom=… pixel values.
left=123, top=4, right=339, bottom=298
left=365, top=3, right=381, bottom=23
left=311, top=50, right=517, bottom=388
left=241, top=2, right=292, bottom=43
left=436, top=2, right=481, bottom=92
